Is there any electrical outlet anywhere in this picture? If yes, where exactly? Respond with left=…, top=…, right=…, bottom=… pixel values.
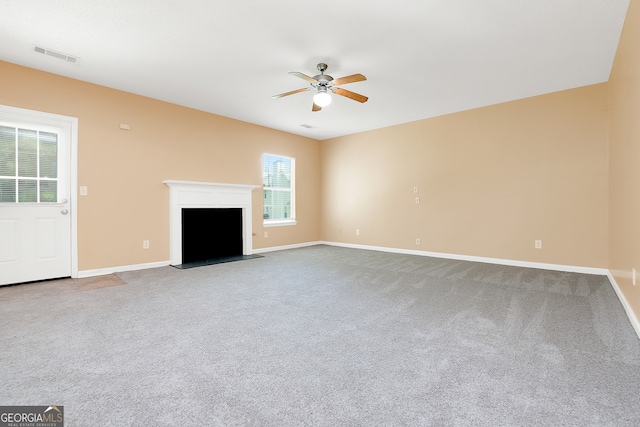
left=534, top=240, right=542, bottom=249
left=143, top=240, right=149, bottom=249
left=413, top=186, right=419, bottom=193
left=79, top=186, right=88, bottom=196
left=356, top=229, right=360, bottom=236
left=264, top=231, right=268, bottom=238
left=416, top=238, right=421, bottom=245
left=415, top=197, right=420, bottom=204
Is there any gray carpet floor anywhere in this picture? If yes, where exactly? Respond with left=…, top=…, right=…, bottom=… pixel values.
left=1, top=245, right=639, bottom=426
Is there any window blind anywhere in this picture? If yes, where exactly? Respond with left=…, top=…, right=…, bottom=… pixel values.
left=0, top=125, right=58, bottom=203
left=263, top=153, right=295, bottom=222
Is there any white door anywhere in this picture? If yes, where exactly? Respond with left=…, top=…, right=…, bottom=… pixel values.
left=0, top=107, right=75, bottom=286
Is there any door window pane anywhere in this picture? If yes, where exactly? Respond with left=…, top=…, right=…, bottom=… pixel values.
left=40, top=180, right=57, bottom=202
left=18, top=179, right=37, bottom=202
left=0, top=178, right=16, bottom=202
left=0, top=126, right=16, bottom=176
left=39, top=132, right=58, bottom=178
left=18, top=129, right=37, bottom=178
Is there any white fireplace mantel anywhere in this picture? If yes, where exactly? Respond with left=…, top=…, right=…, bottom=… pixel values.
left=163, top=180, right=260, bottom=266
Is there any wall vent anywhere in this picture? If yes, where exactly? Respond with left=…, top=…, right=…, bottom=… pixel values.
left=33, top=45, right=79, bottom=64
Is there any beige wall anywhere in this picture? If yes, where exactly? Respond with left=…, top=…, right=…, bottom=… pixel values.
left=0, top=9, right=635, bottom=296
left=321, top=84, right=609, bottom=268
left=609, top=0, right=640, bottom=319
left=0, top=61, right=321, bottom=271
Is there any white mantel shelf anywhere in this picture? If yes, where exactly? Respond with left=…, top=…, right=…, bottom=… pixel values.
left=163, top=180, right=261, bottom=266
left=163, top=180, right=260, bottom=192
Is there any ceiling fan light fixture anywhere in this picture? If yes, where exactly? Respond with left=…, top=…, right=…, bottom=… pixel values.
left=273, top=63, right=367, bottom=110
left=313, top=89, right=331, bottom=107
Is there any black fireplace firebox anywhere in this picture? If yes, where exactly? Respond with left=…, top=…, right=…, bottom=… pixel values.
left=181, top=208, right=244, bottom=265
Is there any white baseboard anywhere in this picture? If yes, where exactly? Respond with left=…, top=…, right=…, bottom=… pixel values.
left=74, top=242, right=639, bottom=339
left=605, top=272, right=640, bottom=339
left=77, top=260, right=170, bottom=278
left=320, top=241, right=639, bottom=339
left=252, top=241, right=321, bottom=254
left=320, top=241, right=608, bottom=275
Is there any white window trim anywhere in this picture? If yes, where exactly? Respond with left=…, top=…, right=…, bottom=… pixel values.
left=263, top=153, right=296, bottom=226
left=264, top=219, right=297, bottom=227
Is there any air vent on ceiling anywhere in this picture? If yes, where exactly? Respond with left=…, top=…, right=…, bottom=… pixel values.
left=300, top=124, right=316, bottom=129
left=33, top=45, right=79, bottom=64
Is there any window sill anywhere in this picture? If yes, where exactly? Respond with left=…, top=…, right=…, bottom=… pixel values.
left=263, top=219, right=297, bottom=227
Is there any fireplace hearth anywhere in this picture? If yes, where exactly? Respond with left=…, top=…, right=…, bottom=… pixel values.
left=176, top=208, right=262, bottom=269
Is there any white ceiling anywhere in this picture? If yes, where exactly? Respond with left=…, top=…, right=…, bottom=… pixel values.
left=0, top=0, right=630, bottom=140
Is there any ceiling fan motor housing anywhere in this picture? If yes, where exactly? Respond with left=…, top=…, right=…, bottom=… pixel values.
left=313, top=63, right=333, bottom=87
left=313, top=75, right=333, bottom=86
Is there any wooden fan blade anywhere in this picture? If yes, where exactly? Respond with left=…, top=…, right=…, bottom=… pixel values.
left=289, top=71, right=318, bottom=84
left=332, top=73, right=366, bottom=86
left=312, top=103, right=322, bottom=112
left=272, top=87, right=311, bottom=99
left=332, top=87, right=369, bottom=103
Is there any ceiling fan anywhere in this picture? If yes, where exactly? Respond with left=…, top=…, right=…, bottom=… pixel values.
left=272, top=63, right=368, bottom=112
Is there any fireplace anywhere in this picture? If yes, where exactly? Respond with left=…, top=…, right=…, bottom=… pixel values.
left=182, top=208, right=243, bottom=263
left=164, top=180, right=260, bottom=267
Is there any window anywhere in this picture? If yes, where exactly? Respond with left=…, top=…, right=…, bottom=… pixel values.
left=263, top=153, right=295, bottom=226
left=0, top=125, right=59, bottom=203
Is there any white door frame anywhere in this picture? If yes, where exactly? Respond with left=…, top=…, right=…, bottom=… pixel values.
left=0, top=104, right=79, bottom=279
